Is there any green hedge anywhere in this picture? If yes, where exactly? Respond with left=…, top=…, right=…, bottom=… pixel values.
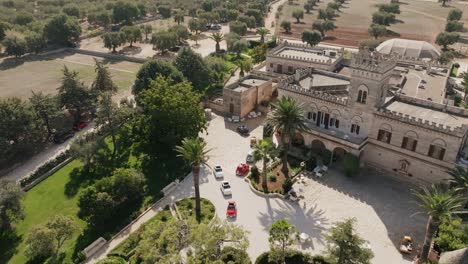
left=255, top=250, right=328, bottom=264
left=19, top=150, right=70, bottom=187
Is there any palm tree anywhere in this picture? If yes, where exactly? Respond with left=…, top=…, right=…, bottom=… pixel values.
left=412, top=184, right=466, bottom=263
left=175, top=137, right=211, bottom=222
left=447, top=166, right=468, bottom=195
left=267, top=96, right=309, bottom=177
left=253, top=138, right=278, bottom=190
left=237, top=58, right=252, bottom=77
left=256, top=27, right=270, bottom=43
left=209, top=32, right=224, bottom=53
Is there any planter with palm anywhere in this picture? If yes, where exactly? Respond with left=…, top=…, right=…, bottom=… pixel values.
left=253, top=138, right=278, bottom=191
left=175, top=137, right=211, bottom=222
left=209, top=32, right=224, bottom=53
left=266, top=96, right=309, bottom=178
left=412, top=184, right=466, bottom=263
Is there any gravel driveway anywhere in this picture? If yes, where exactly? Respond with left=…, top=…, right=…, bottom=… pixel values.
left=196, top=114, right=426, bottom=263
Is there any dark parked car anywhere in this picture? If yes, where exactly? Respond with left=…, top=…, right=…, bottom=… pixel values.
left=236, top=125, right=249, bottom=135
left=53, top=131, right=75, bottom=144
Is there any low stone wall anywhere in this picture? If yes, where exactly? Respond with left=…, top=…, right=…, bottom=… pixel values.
left=23, top=158, right=73, bottom=191
left=244, top=176, right=285, bottom=199
left=73, top=48, right=148, bottom=63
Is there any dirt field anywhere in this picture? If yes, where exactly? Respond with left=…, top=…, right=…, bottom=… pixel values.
left=0, top=51, right=141, bottom=99
left=280, top=0, right=468, bottom=47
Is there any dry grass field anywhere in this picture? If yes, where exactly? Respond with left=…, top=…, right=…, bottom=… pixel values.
left=279, top=0, right=468, bottom=47
left=0, top=51, right=141, bottom=99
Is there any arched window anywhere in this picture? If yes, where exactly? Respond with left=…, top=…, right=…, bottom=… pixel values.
left=377, top=123, right=392, bottom=144
left=356, top=85, right=368, bottom=104
left=402, top=131, right=418, bottom=151
left=428, top=138, right=446, bottom=160
left=350, top=116, right=362, bottom=135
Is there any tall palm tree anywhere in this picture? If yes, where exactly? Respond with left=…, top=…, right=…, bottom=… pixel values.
left=175, top=137, right=211, bottom=222
left=253, top=138, right=278, bottom=190
left=447, top=166, right=468, bottom=195
left=209, top=32, right=224, bottom=53
left=412, top=184, right=466, bottom=263
left=256, top=27, right=270, bottom=43
left=267, top=96, right=309, bottom=177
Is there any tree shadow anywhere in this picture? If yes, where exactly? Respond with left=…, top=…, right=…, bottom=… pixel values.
left=141, top=155, right=190, bottom=198
left=0, top=230, right=21, bottom=264
left=72, top=198, right=145, bottom=260
left=386, top=29, right=401, bottom=37
left=314, top=167, right=427, bottom=258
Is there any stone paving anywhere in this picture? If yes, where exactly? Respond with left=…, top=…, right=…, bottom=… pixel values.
left=86, top=114, right=427, bottom=263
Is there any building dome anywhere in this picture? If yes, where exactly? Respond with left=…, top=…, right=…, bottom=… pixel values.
left=376, top=38, right=440, bottom=59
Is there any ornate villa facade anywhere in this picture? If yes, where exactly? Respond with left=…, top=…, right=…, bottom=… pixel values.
left=273, top=43, right=468, bottom=184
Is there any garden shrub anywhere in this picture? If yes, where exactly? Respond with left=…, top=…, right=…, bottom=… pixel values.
left=20, top=150, right=71, bottom=187
left=96, top=256, right=126, bottom=264
left=255, top=250, right=315, bottom=264
left=221, top=246, right=252, bottom=264
left=343, top=153, right=360, bottom=177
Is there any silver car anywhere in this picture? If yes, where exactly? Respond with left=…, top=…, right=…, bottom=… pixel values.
left=220, top=181, right=232, bottom=196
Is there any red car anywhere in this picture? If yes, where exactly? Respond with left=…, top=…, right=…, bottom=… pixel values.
left=73, top=121, right=90, bottom=131
left=236, top=163, right=250, bottom=176
left=226, top=201, right=237, bottom=218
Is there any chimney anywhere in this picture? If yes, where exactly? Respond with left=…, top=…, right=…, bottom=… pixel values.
left=295, top=70, right=301, bottom=82
left=309, top=75, right=314, bottom=89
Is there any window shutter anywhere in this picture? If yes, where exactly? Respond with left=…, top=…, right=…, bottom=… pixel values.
left=378, top=130, right=383, bottom=141
left=362, top=91, right=367, bottom=103
left=402, top=137, right=408, bottom=149
left=356, top=125, right=360, bottom=135
left=387, top=132, right=391, bottom=143
left=335, top=120, right=339, bottom=128
left=439, top=148, right=445, bottom=160
left=351, top=124, right=355, bottom=133
left=412, top=140, right=418, bottom=152
left=428, top=145, right=434, bottom=157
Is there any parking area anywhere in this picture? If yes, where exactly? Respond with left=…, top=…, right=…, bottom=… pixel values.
left=191, top=113, right=426, bottom=263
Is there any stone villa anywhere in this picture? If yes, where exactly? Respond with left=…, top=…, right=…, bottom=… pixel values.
left=211, top=40, right=468, bottom=184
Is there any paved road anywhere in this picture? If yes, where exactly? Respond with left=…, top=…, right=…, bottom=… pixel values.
left=87, top=114, right=425, bottom=263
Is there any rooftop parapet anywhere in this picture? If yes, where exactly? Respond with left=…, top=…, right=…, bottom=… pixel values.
left=375, top=108, right=468, bottom=137
left=351, top=49, right=396, bottom=74
left=281, top=83, right=348, bottom=105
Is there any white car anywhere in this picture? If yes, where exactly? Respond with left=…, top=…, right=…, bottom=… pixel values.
left=213, top=165, right=223, bottom=179
left=220, top=181, right=232, bottom=196
left=246, top=151, right=254, bottom=163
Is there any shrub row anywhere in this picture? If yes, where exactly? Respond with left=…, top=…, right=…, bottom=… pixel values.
left=19, top=150, right=71, bottom=188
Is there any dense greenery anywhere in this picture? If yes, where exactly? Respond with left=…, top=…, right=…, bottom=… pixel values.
left=0, top=179, right=24, bottom=231
left=324, top=218, right=374, bottom=264
left=133, top=76, right=207, bottom=159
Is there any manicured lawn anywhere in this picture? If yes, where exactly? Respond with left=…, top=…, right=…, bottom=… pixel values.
left=4, top=160, right=86, bottom=264
left=2, top=140, right=188, bottom=264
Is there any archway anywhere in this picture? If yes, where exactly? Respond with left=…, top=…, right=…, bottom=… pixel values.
left=332, top=147, right=347, bottom=162
left=311, top=139, right=326, bottom=152
left=291, top=132, right=305, bottom=147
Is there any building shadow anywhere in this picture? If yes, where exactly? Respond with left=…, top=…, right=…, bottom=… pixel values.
left=311, top=166, right=426, bottom=258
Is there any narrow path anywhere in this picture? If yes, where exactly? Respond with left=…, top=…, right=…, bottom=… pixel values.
left=56, top=58, right=137, bottom=74
left=400, top=6, right=445, bottom=22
